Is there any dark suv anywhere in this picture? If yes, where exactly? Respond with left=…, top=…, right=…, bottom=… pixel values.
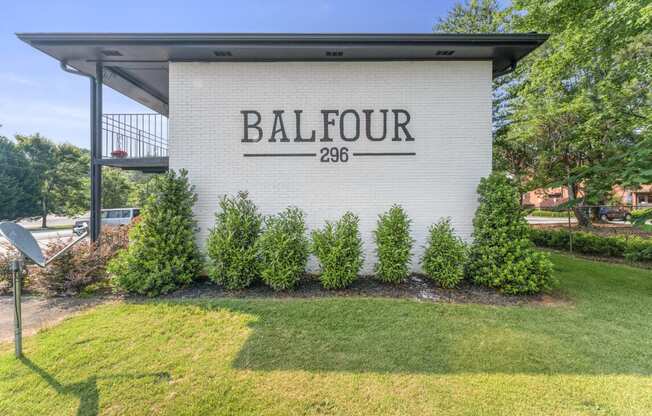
left=598, top=206, right=632, bottom=222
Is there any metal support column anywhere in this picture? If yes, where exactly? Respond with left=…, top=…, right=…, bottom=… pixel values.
left=90, top=63, right=103, bottom=242
left=11, top=257, right=23, bottom=358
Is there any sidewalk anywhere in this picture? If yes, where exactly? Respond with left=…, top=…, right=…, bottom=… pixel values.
left=0, top=295, right=108, bottom=342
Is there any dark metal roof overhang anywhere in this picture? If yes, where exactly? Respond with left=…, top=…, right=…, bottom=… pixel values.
left=17, top=32, right=548, bottom=116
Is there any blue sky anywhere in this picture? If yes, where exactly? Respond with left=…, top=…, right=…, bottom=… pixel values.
left=1, top=0, right=464, bottom=148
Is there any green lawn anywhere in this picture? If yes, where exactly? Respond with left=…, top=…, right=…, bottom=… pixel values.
left=1, top=253, right=651, bottom=415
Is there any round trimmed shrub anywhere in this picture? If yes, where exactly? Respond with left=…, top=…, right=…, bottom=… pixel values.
left=206, top=191, right=262, bottom=290
left=108, top=169, right=202, bottom=296
left=466, top=173, right=555, bottom=295
left=421, top=218, right=466, bottom=288
left=373, top=205, right=414, bottom=283
left=256, top=207, right=309, bottom=291
left=311, top=212, right=364, bottom=289
left=0, top=247, right=17, bottom=295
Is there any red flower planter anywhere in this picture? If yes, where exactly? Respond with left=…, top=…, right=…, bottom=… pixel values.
left=111, top=149, right=128, bottom=158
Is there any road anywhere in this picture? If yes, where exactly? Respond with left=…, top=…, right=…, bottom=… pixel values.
left=29, top=228, right=74, bottom=240
left=526, top=216, right=577, bottom=225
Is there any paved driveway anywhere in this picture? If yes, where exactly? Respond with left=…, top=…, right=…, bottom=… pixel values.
left=527, top=216, right=577, bottom=225
left=0, top=296, right=108, bottom=342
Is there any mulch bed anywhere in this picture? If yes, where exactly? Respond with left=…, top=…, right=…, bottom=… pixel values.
left=158, top=275, right=570, bottom=308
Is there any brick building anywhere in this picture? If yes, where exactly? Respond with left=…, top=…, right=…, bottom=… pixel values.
left=523, top=185, right=652, bottom=209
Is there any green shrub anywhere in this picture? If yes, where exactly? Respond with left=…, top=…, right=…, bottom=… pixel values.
left=33, top=226, right=129, bottom=296
left=108, top=169, right=202, bottom=296
left=625, top=237, right=652, bottom=262
left=256, top=207, right=309, bottom=291
left=631, top=208, right=652, bottom=227
left=531, top=227, right=652, bottom=262
left=373, top=205, right=414, bottom=283
left=574, top=232, right=626, bottom=257
left=466, top=173, right=555, bottom=295
left=421, top=218, right=466, bottom=288
left=206, top=192, right=262, bottom=289
left=0, top=246, right=16, bottom=295
left=311, top=212, right=364, bottom=289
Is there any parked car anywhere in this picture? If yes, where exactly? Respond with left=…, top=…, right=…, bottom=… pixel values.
left=73, top=208, right=141, bottom=236
left=598, top=206, right=632, bottom=222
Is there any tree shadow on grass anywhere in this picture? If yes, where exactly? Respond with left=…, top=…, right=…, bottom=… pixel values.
left=20, top=356, right=169, bottom=416
left=154, top=298, right=652, bottom=376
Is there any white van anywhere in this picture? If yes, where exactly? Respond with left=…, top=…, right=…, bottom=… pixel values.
left=73, top=208, right=140, bottom=236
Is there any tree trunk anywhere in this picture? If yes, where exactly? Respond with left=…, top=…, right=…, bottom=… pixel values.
left=41, top=198, right=47, bottom=229
left=568, top=182, right=591, bottom=228
left=573, top=206, right=591, bottom=228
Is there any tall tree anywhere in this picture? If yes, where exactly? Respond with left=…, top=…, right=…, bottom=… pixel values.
left=127, top=173, right=159, bottom=208
left=0, top=136, right=39, bottom=221
left=16, top=134, right=90, bottom=228
left=102, top=167, right=135, bottom=209
left=433, top=0, right=505, bottom=33
left=505, top=0, right=651, bottom=225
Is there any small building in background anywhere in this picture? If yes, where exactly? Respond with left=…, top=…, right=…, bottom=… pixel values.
left=522, top=185, right=652, bottom=209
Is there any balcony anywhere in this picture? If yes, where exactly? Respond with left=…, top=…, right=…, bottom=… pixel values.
left=99, top=113, right=169, bottom=173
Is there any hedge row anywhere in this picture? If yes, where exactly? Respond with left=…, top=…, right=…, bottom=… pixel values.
left=206, top=196, right=461, bottom=291
left=530, top=228, right=652, bottom=262
left=101, top=171, right=555, bottom=296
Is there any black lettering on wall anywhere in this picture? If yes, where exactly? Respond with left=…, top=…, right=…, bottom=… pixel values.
left=392, top=109, right=414, bottom=141
left=294, top=110, right=316, bottom=142
left=320, top=110, right=339, bottom=142
left=363, top=109, right=388, bottom=141
left=392, top=110, right=414, bottom=142
left=269, top=110, right=289, bottom=142
left=340, top=109, right=360, bottom=142
left=241, top=110, right=263, bottom=142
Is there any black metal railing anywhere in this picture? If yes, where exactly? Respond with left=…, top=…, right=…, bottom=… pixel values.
left=102, top=113, right=168, bottom=159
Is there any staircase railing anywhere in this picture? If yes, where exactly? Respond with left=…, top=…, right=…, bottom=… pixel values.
left=102, top=113, right=168, bottom=159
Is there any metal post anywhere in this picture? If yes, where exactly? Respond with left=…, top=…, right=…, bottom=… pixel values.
left=568, top=207, right=573, bottom=253
left=90, top=63, right=103, bottom=243
left=11, top=257, right=23, bottom=358
left=58, top=61, right=103, bottom=243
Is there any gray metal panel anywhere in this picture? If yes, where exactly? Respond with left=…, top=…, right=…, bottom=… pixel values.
left=96, top=156, right=169, bottom=173
left=0, top=222, right=45, bottom=267
left=17, top=33, right=547, bottom=115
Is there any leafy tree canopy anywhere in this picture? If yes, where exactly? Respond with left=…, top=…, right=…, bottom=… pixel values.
left=504, top=0, right=651, bottom=224
left=0, top=136, right=40, bottom=221
left=102, top=167, right=135, bottom=209
left=438, top=0, right=651, bottom=226
left=433, top=0, right=505, bottom=33
left=16, top=134, right=90, bottom=227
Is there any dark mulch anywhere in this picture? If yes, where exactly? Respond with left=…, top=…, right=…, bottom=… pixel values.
left=158, top=275, right=569, bottom=307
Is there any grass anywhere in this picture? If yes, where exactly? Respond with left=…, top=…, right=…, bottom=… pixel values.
left=527, top=209, right=575, bottom=218
left=636, top=223, right=652, bottom=233
left=25, top=224, right=73, bottom=231
left=1, top=253, right=651, bottom=415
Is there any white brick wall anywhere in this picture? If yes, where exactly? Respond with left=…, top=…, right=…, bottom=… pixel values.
left=169, top=61, right=492, bottom=273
